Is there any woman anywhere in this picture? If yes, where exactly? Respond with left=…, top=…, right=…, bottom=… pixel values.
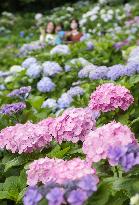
left=65, top=19, right=83, bottom=43
left=45, top=21, right=56, bottom=45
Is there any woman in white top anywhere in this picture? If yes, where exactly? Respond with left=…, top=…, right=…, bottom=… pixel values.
left=45, top=21, right=56, bottom=45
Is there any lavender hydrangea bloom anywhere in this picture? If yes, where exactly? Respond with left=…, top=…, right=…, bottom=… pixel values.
left=37, top=77, right=55, bottom=93
left=57, top=93, right=73, bottom=109
left=67, top=189, right=88, bottom=205
left=8, top=86, right=31, bottom=98
left=46, top=187, right=65, bottom=205
left=67, top=86, right=84, bottom=97
left=86, top=41, right=94, bottom=51
left=64, top=65, right=71, bottom=72
left=0, top=84, right=6, bottom=91
left=108, top=143, right=139, bottom=172
left=80, top=33, right=90, bottom=42
left=77, top=175, right=98, bottom=193
left=22, top=57, right=37, bottom=68
left=89, top=66, right=109, bottom=80
left=107, top=64, right=125, bottom=80
left=41, top=98, right=58, bottom=111
left=26, top=63, right=42, bottom=79
left=50, top=45, right=70, bottom=55
left=24, top=187, right=42, bottom=205
left=124, top=64, right=137, bottom=76
left=43, top=61, right=62, bottom=77
left=78, top=64, right=96, bottom=78
left=1, top=102, right=26, bottom=116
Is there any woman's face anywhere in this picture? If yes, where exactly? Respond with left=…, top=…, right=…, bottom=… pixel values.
left=47, top=22, right=54, bottom=33
left=71, top=20, right=78, bottom=30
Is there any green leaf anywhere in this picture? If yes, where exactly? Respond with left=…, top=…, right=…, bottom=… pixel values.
left=47, top=144, right=70, bottom=158
left=17, top=188, right=27, bottom=202
left=28, top=96, right=45, bottom=110
left=0, top=191, right=12, bottom=200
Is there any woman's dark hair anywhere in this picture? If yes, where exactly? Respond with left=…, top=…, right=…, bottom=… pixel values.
left=70, top=19, right=80, bottom=29
left=56, top=22, right=64, bottom=30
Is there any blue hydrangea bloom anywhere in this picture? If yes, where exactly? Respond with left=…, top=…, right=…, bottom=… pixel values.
left=43, top=61, right=62, bottom=77
left=0, top=84, right=6, bottom=90
left=22, top=57, right=37, bottom=68
left=26, top=63, right=42, bottom=79
left=64, top=65, right=71, bottom=72
left=107, top=64, right=125, bottom=80
left=67, top=86, right=84, bottom=97
left=37, top=77, right=55, bottom=93
left=57, top=93, right=73, bottom=109
left=89, top=66, right=109, bottom=80
left=42, top=98, right=58, bottom=111
left=67, top=189, right=88, bottom=205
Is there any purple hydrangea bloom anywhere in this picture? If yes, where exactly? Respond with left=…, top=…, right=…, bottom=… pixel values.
left=24, top=187, right=42, bottom=205
left=26, top=63, right=42, bottom=79
left=77, top=175, right=98, bottom=194
left=78, top=65, right=96, bottom=78
left=37, top=77, right=55, bottom=93
left=89, top=66, right=109, bottom=80
left=22, top=57, right=37, bottom=68
left=67, top=86, right=84, bottom=97
left=108, top=143, right=139, bottom=172
left=86, top=41, right=94, bottom=51
left=67, top=189, right=88, bottom=205
left=46, top=187, right=65, bottom=205
left=8, top=86, right=31, bottom=98
left=20, top=31, right=25, bottom=38
left=107, top=64, right=125, bottom=80
left=57, top=93, right=73, bottom=109
left=124, top=63, right=137, bottom=76
left=1, top=102, right=26, bottom=116
left=43, top=61, right=62, bottom=77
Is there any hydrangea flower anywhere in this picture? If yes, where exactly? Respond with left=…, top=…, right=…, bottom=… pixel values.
left=46, top=187, right=65, bottom=205
left=23, top=186, right=42, bottom=205
left=64, top=65, right=71, bottom=72
left=83, top=121, right=136, bottom=163
left=107, top=64, right=126, bottom=80
left=41, top=99, right=58, bottom=111
left=27, top=157, right=96, bottom=186
left=0, top=84, right=6, bottom=91
left=50, top=45, right=70, bottom=55
left=37, top=77, right=55, bottom=93
left=50, top=107, right=96, bottom=143
left=22, top=57, right=37, bottom=68
left=67, top=189, right=88, bottom=205
left=108, top=143, right=139, bottom=172
left=86, top=41, right=94, bottom=50
left=8, top=86, right=31, bottom=98
left=89, top=83, right=134, bottom=112
left=0, top=102, right=26, bottom=116
left=0, top=121, right=52, bottom=153
left=42, top=61, right=62, bottom=77
left=26, top=63, right=42, bottom=79
left=89, top=66, right=109, bottom=80
left=57, top=93, right=73, bottom=109
left=78, top=64, right=97, bottom=78
left=67, top=86, right=84, bottom=97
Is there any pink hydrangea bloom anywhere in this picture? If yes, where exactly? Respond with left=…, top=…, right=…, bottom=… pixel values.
left=0, top=122, right=52, bottom=153
left=89, top=83, right=134, bottom=112
left=83, top=121, right=136, bottom=163
left=27, top=157, right=97, bottom=186
left=49, top=108, right=96, bottom=143
left=38, top=117, right=54, bottom=134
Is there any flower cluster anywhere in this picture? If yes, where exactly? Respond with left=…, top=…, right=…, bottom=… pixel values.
left=108, top=143, right=139, bottom=172
left=0, top=102, right=26, bottom=116
left=50, top=45, right=70, bottom=55
left=19, top=41, right=45, bottom=57
left=7, top=86, right=31, bottom=99
left=42, top=61, right=62, bottom=77
left=67, top=86, right=84, bottom=97
left=41, top=98, right=58, bottom=111
left=0, top=121, right=52, bottom=153
left=50, top=107, right=96, bottom=143
left=89, top=83, right=134, bottom=112
left=22, top=57, right=37, bottom=68
left=27, top=157, right=96, bottom=186
left=26, top=63, right=42, bottom=79
left=57, top=93, right=73, bottom=109
left=24, top=174, right=99, bottom=205
left=83, top=121, right=136, bottom=163
left=37, top=77, right=55, bottom=93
